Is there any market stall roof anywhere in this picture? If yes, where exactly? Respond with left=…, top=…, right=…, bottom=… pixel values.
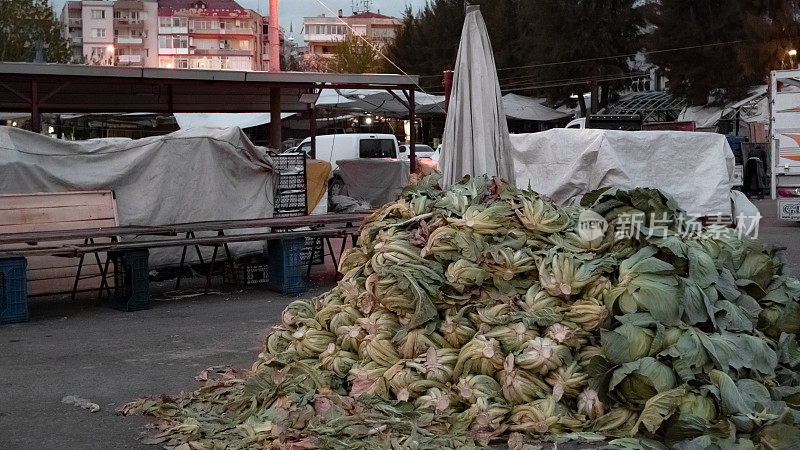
left=502, top=93, right=571, bottom=122
left=0, top=62, right=419, bottom=114
left=173, top=112, right=296, bottom=129
left=600, top=91, right=687, bottom=122
left=315, top=89, right=445, bottom=115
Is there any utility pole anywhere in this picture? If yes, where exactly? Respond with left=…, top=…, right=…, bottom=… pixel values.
left=269, top=0, right=281, bottom=149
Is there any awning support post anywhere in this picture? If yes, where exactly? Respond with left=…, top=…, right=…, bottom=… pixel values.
left=309, top=100, right=317, bottom=160
left=270, top=87, right=281, bottom=149
left=408, top=89, right=416, bottom=174
left=30, top=80, right=41, bottom=133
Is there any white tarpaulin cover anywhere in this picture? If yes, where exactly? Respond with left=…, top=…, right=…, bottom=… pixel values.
left=174, top=112, right=295, bottom=130
left=510, top=129, right=734, bottom=216
left=439, top=10, right=515, bottom=187
left=0, top=126, right=275, bottom=267
left=336, top=159, right=410, bottom=207
left=503, top=93, right=571, bottom=122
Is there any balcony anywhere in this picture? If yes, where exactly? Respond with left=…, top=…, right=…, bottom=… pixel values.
left=116, top=36, right=143, bottom=44
left=69, top=36, right=83, bottom=44
left=117, top=54, right=142, bottom=63
left=190, top=27, right=254, bottom=36
left=303, top=33, right=344, bottom=43
left=114, top=18, right=144, bottom=28
left=192, top=48, right=252, bottom=57
left=68, top=18, right=82, bottom=26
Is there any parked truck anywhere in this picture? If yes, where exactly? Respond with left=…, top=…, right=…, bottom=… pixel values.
left=771, top=69, right=800, bottom=220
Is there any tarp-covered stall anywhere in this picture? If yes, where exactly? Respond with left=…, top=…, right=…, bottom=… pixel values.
left=510, top=129, right=734, bottom=216
left=0, top=126, right=275, bottom=267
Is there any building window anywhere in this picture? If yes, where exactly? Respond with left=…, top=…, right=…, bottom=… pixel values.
left=91, top=47, right=104, bottom=57
left=219, top=39, right=230, bottom=50
left=177, top=58, right=189, bottom=68
left=159, top=17, right=171, bottom=28
left=92, top=28, right=106, bottom=38
left=159, top=35, right=188, bottom=49
left=113, top=11, right=120, bottom=19
left=220, top=57, right=231, bottom=69
left=240, top=39, right=249, bottom=50
left=91, top=10, right=104, bottom=19
left=219, top=21, right=226, bottom=30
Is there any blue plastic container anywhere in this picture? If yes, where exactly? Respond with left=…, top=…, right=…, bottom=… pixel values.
left=267, top=237, right=308, bottom=294
left=0, top=256, right=28, bottom=324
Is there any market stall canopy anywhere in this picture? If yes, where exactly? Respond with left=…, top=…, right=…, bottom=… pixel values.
left=439, top=9, right=515, bottom=187
left=502, top=93, right=570, bottom=122
left=174, top=112, right=295, bottom=129
left=316, top=89, right=445, bottom=115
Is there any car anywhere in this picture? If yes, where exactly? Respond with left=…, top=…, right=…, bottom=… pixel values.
left=399, top=144, right=436, bottom=159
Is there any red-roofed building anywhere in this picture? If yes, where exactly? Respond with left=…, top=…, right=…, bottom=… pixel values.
left=156, top=0, right=264, bottom=70
left=303, top=8, right=401, bottom=68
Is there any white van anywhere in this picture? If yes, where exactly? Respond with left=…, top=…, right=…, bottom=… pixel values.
left=296, top=133, right=400, bottom=171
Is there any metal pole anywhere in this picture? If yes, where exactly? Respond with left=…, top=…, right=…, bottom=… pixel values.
left=268, top=0, right=280, bottom=72
left=443, top=70, right=454, bottom=114
left=309, top=107, right=317, bottom=159
left=270, top=87, right=282, bottom=149
left=30, top=80, right=41, bottom=133
left=409, top=89, right=416, bottom=174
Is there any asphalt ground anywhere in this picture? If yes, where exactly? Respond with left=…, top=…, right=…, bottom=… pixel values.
left=1, top=200, right=799, bottom=449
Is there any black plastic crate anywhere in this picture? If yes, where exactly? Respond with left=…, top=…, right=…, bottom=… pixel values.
left=270, top=152, right=306, bottom=172
left=277, top=173, right=306, bottom=191
left=0, top=256, right=28, bottom=324
left=108, top=249, right=150, bottom=312
left=267, top=238, right=307, bottom=294
left=224, top=262, right=270, bottom=286
left=302, top=237, right=325, bottom=266
left=276, top=190, right=307, bottom=212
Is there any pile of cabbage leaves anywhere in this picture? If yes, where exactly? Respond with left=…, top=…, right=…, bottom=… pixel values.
left=124, top=176, right=800, bottom=449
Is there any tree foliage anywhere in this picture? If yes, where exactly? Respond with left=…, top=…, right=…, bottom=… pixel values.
left=385, top=0, right=642, bottom=108
left=330, top=32, right=383, bottom=73
left=646, top=0, right=800, bottom=105
left=0, top=0, right=70, bottom=63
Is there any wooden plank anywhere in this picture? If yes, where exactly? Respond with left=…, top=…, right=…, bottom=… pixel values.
left=0, top=204, right=116, bottom=226
left=0, top=190, right=117, bottom=296
left=0, top=218, right=118, bottom=234
left=30, top=275, right=113, bottom=296
left=0, top=191, right=113, bottom=210
left=27, top=262, right=107, bottom=281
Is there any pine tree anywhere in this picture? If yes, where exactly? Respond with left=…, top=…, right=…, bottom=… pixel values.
left=330, top=32, right=382, bottom=73
left=0, top=0, right=71, bottom=63
left=512, top=0, right=643, bottom=111
left=646, top=0, right=800, bottom=105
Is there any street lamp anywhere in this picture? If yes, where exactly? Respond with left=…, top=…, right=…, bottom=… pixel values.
left=107, top=44, right=115, bottom=53
left=789, top=49, right=798, bottom=56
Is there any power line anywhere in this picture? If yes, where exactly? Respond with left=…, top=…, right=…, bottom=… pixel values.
left=310, top=0, right=446, bottom=113
left=415, top=39, right=749, bottom=82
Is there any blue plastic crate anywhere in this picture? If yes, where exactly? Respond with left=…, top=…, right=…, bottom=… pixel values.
left=0, top=256, right=28, bottom=324
left=108, top=249, right=150, bottom=311
left=267, top=237, right=308, bottom=294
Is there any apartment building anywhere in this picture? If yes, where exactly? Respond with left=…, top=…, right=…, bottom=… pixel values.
left=60, top=0, right=276, bottom=71
left=302, top=9, right=401, bottom=61
left=158, top=0, right=262, bottom=71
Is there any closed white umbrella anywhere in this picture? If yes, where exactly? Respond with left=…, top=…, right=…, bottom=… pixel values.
left=439, top=8, right=515, bottom=187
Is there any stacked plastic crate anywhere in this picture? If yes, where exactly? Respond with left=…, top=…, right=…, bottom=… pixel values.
left=271, top=152, right=308, bottom=218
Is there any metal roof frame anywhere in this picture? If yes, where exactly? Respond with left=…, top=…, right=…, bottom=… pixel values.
left=600, top=91, right=687, bottom=123
left=0, top=62, right=423, bottom=171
